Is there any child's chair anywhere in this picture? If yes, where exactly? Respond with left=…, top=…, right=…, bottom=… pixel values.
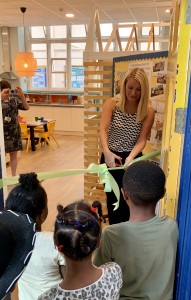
left=37, top=121, right=60, bottom=151
left=20, top=123, right=30, bottom=153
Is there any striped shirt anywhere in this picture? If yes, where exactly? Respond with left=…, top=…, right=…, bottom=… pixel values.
left=108, top=106, right=142, bottom=152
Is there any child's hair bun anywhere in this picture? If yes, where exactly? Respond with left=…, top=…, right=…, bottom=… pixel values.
left=19, top=173, right=39, bottom=191
left=57, top=205, right=64, bottom=212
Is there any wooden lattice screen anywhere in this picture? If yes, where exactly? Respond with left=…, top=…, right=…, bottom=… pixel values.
left=84, top=60, right=113, bottom=210
left=83, top=7, right=179, bottom=216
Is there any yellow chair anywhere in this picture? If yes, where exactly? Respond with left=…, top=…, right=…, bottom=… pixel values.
left=37, top=121, right=60, bottom=151
left=20, top=123, right=30, bottom=153
left=34, top=125, right=44, bottom=133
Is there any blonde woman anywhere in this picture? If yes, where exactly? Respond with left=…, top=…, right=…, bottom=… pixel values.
left=100, top=68, right=155, bottom=225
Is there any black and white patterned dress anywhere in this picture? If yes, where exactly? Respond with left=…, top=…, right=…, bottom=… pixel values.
left=101, top=106, right=143, bottom=224
left=37, top=262, right=122, bottom=300
left=108, top=106, right=142, bottom=152
left=2, top=97, right=27, bottom=153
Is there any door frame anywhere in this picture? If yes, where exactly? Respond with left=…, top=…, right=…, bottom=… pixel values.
left=174, top=75, right=191, bottom=298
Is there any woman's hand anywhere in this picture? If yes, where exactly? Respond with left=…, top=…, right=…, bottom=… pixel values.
left=15, top=86, right=29, bottom=110
left=104, top=150, right=122, bottom=168
left=124, top=156, right=133, bottom=169
left=15, top=87, right=24, bottom=98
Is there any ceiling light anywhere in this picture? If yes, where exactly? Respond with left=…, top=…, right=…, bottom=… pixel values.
left=14, top=7, right=37, bottom=77
left=165, top=9, right=170, bottom=13
left=66, top=13, right=74, bottom=18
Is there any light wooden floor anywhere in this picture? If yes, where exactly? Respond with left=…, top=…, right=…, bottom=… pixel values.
left=6, top=134, right=84, bottom=232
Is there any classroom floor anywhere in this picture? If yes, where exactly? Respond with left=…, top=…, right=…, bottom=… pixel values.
left=6, top=134, right=84, bottom=231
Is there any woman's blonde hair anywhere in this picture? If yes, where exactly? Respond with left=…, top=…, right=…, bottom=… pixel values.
left=117, top=68, right=149, bottom=122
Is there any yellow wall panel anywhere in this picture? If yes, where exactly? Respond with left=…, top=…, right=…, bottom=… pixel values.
left=161, top=0, right=191, bottom=217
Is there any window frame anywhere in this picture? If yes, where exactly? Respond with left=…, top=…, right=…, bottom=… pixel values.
left=27, top=25, right=86, bottom=91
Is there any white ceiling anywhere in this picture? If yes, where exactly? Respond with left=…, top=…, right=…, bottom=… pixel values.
left=0, top=0, right=174, bottom=27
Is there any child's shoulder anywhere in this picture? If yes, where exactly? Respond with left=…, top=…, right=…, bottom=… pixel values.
left=101, top=262, right=121, bottom=274
left=35, top=231, right=54, bottom=248
left=101, top=262, right=122, bottom=287
left=160, top=215, right=178, bottom=231
left=160, top=215, right=177, bottom=224
left=36, top=231, right=53, bottom=239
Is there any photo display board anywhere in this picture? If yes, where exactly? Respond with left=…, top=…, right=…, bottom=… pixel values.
left=113, top=51, right=168, bottom=158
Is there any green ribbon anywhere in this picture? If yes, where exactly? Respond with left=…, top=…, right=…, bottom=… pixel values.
left=0, top=149, right=160, bottom=210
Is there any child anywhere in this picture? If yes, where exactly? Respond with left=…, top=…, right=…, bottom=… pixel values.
left=94, top=161, right=178, bottom=300
left=0, top=210, right=35, bottom=300
left=5, top=172, right=65, bottom=300
left=38, top=200, right=122, bottom=300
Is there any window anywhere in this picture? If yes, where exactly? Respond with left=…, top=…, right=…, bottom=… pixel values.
left=52, top=59, right=66, bottom=72
left=142, top=23, right=160, bottom=36
left=29, top=25, right=86, bottom=90
left=32, top=44, right=47, bottom=65
left=28, top=24, right=164, bottom=91
left=100, top=23, right=113, bottom=36
left=71, top=25, right=86, bottom=37
left=51, top=73, right=66, bottom=88
left=50, top=43, right=67, bottom=88
left=118, top=23, right=136, bottom=37
left=31, top=44, right=47, bottom=88
left=71, top=43, right=85, bottom=88
left=50, top=43, right=67, bottom=58
left=30, top=26, right=46, bottom=38
left=71, top=42, right=85, bottom=65
left=96, top=42, right=114, bottom=51
left=140, top=42, right=160, bottom=51
left=50, top=26, right=67, bottom=38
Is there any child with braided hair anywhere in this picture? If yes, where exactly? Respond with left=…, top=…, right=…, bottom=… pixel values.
left=5, top=172, right=65, bottom=300
left=38, top=200, right=122, bottom=300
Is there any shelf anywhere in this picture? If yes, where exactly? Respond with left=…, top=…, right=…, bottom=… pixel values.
left=24, top=91, right=84, bottom=105
left=29, top=103, right=84, bottom=108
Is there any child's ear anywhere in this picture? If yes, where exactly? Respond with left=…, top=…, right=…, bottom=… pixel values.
left=121, top=188, right=129, bottom=202
left=121, top=188, right=125, bottom=198
left=121, top=188, right=127, bottom=199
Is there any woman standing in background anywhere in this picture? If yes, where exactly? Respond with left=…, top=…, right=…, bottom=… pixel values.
left=0, top=80, right=29, bottom=176
left=100, top=68, right=155, bottom=225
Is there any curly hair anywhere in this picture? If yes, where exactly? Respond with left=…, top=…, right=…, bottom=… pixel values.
left=122, top=161, right=165, bottom=206
left=5, top=172, right=47, bottom=222
left=54, top=200, right=102, bottom=260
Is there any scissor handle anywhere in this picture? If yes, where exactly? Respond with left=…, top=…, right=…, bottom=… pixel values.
left=115, top=157, right=122, bottom=166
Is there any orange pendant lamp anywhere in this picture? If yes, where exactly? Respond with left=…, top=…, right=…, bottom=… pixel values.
left=14, top=7, right=37, bottom=77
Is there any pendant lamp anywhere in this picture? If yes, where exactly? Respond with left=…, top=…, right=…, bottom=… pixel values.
left=14, top=7, right=37, bottom=77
